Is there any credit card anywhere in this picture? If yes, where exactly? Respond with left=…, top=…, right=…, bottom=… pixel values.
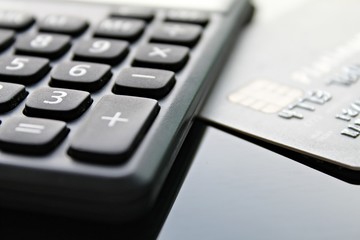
left=201, top=0, right=360, bottom=170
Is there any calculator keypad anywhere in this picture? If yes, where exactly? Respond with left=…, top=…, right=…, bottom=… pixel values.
left=0, top=6, right=210, bottom=163
left=0, top=0, right=255, bottom=222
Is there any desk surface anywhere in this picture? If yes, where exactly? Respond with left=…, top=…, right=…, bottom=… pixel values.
left=159, top=126, right=360, bottom=240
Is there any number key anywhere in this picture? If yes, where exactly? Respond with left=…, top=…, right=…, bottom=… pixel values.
left=24, top=87, right=92, bottom=121
left=0, top=55, right=50, bottom=84
left=0, top=82, right=27, bottom=112
left=15, top=33, right=71, bottom=59
left=94, top=18, right=145, bottom=42
left=39, top=15, right=88, bottom=36
left=0, top=10, right=35, bottom=31
left=73, top=38, right=129, bottom=65
left=50, top=61, right=112, bottom=92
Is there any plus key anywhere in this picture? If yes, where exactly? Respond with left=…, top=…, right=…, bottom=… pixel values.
left=69, top=95, right=160, bottom=163
left=101, top=112, right=129, bottom=127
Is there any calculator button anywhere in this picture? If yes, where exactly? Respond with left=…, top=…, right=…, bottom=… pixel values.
left=50, top=61, right=112, bottom=92
left=132, top=43, right=189, bottom=71
left=0, top=116, right=68, bottom=155
left=0, top=29, right=15, bottom=51
left=166, top=10, right=209, bottom=26
left=15, top=33, right=71, bottom=60
left=0, top=10, right=35, bottom=31
left=24, top=87, right=92, bottom=121
left=68, top=95, right=160, bottom=163
left=94, top=18, right=145, bottom=42
left=113, top=67, right=175, bottom=99
left=0, top=82, right=27, bottom=112
left=0, top=55, right=50, bottom=84
left=151, top=23, right=202, bottom=47
left=111, top=7, right=154, bottom=21
left=73, top=38, right=129, bottom=66
left=39, top=15, right=88, bottom=36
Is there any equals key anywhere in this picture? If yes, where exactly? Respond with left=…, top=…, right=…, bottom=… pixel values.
left=0, top=116, right=68, bottom=154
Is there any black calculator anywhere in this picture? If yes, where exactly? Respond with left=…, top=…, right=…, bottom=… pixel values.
left=0, top=0, right=253, bottom=221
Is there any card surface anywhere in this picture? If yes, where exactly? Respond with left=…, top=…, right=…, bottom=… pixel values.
left=201, top=0, right=360, bottom=170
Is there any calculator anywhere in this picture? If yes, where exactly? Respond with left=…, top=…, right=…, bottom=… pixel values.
left=0, top=0, right=253, bottom=221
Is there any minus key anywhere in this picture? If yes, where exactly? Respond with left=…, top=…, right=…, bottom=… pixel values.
left=112, top=67, right=176, bottom=99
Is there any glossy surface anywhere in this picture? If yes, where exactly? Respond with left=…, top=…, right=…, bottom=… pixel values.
left=159, top=127, right=360, bottom=240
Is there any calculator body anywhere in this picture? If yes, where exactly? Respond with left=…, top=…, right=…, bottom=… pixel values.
left=0, top=0, right=253, bottom=221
